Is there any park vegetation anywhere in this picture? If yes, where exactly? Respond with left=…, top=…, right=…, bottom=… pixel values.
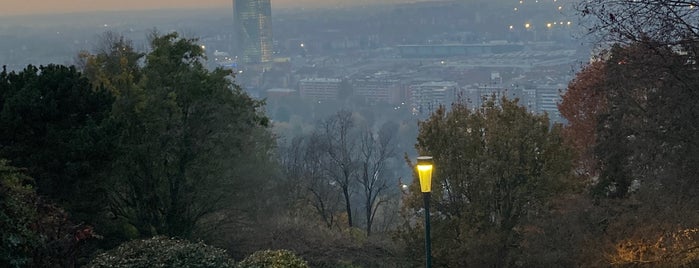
left=3, top=1, right=699, bottom=265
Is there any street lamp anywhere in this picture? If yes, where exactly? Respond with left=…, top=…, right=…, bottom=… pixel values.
left=416, top=156, right=433, bottom=268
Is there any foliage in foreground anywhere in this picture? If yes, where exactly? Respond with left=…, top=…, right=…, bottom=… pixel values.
left=238, top=249, right=308, bottom=268
left=0, top=160, right=37, bottom=268
left=0, top=160, right=98, bottom=267
left=87, top=236, right=235, bottom=268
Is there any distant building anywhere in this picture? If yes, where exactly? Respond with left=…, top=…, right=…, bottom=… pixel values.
left=410, top=81, right=458, bottom=115
left=352, top=77, right=399, bottom=105
left=266, top=88, right=297, bottom=99
left=299, top=78, right=342, bottom=102
left=233, top=0, right=273, bottom=64
left=535, top=85, right=565, bottom=122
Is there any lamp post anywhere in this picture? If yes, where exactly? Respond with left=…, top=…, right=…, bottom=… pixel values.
left=416, top=156, right=433, bottom=268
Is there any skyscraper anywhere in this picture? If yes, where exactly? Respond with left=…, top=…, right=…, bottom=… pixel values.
left=233, top=0, right=273, bottom=64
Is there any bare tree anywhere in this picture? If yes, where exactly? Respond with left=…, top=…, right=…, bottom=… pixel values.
left=280, top=135, right=342, bottom=228
left=317, top=110, right=360, bottom=228
left=578, top=0, right=699, bottom=47
left=357, top=121, right=397, bottom=236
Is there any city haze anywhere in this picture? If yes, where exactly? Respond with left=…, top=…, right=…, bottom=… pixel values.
left=1, top=0, right=427, bottom=16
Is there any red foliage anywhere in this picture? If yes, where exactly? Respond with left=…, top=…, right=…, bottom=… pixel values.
left=559, top=61, right=607, bottom=179
left=31, top=198, right=100, bottom=267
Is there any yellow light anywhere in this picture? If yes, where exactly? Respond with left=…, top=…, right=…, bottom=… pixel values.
left=525, top=23, right=531, bottom=29
left=547, top=23, right=552, bottom=28
left=416, top=156, right=433, bottom=193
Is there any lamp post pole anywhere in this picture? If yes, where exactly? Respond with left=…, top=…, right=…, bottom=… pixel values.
left=417, top=156, right=433, bottom=268
left=423, top=191, right=432, bottom=268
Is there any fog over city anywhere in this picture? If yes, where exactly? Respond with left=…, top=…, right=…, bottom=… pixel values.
left=4, top=0, right=697, bottom=267
left=1, top=0, right=435, bottom=16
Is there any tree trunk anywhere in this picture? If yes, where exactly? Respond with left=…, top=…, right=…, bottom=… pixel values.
left=343, top=186, right=353, bottom=227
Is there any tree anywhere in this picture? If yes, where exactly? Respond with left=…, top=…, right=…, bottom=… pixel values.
left=357, top=121, right=397, bottom=236
left=558, top=60, right=607, bottom=180
left=577, top=0, right=699, bottom=48
left=554, top=40, right=699, bottom=266
left=77, top=31, right=143, bottom=95
left=401, top=98, right=573, bottom=267
left=280, top=111, right=400, bottom=235
left=104, top=32, right=276, bottom=239
left=0, top=64, right=115, bottom=223
left=279, top=135, right=343, bottom=228
left=590, top=42, right=699, bottom=197
left=316, top=110, right=360, bottom=228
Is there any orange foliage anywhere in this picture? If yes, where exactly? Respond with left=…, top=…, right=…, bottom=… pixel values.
left=610, top=228, right=699, bottom=266
left=559, top=61, right=607, bottom=179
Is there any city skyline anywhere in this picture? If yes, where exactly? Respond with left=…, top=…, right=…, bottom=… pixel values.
left=0, top=0, right=422, bottom=16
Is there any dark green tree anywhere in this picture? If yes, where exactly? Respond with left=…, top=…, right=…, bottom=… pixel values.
left=105, top=32, right=276, bottom=239
left=0, top=64, right=115, bottom=222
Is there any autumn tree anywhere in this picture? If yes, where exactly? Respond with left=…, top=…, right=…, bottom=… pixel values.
left=558, top=60, right=607, bottom=180
left=590, top=42, right=699, bottom=197
left=555, top=39, right=699, bottom=265
left=77, top=31, right=143, bottom=95
left=400, top=98, right=573, bottom=267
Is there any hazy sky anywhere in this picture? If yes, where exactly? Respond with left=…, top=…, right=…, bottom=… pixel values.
left=1, top=0, right=417, bottom=16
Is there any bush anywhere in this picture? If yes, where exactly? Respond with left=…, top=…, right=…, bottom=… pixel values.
left=238, top=249, right=308, bottom=268
left=0, top=160, right=38, bottom=268
left=87, top=236, right=235, bottom=268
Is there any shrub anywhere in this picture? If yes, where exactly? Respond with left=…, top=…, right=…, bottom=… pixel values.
left=0, top=160, right=38, bottom=268
left=238, top=249, right=308, bottom=268
left=87, top=236, right=235, bottom=268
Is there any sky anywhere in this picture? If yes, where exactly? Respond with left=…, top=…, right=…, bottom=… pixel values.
left=0, top=0, right=419, bottom=16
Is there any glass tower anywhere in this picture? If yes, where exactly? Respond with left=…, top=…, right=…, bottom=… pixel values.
left=233, top=0, right=273, bottom=64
